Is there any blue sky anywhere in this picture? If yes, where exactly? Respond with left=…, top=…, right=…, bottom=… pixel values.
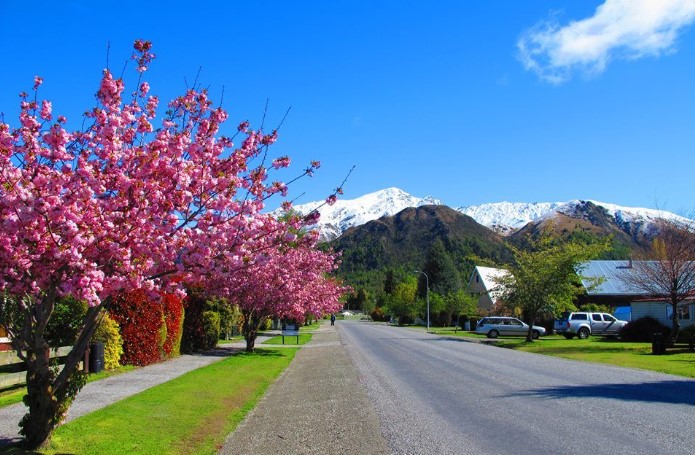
left=1, top=1, right=694, bottom=214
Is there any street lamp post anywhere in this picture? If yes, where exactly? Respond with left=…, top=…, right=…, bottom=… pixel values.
left=414, top=270, right=430, bottom=332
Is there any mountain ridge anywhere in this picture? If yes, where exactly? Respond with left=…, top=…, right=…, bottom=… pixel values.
left=283, top=187, right=692, bottom=241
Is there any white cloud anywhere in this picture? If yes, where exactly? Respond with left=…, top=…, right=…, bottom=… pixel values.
left=518, top=0, right=695, bottom=83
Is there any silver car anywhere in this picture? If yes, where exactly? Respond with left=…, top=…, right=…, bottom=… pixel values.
left=475, top=316, right=547, bottom=339
left=554, top=312, right=627, bottom=339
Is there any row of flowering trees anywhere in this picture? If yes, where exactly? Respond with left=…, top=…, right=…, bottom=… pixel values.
left=0, top=41, right=344, bottom=449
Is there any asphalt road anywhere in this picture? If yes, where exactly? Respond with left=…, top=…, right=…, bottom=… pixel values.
left=339, top=321, right=695, bottom=455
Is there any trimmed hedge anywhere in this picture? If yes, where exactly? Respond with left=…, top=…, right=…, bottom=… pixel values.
left=202, top=311, right=221, bottom=350
left=92, top=313, right=124, bottom=370
left=677, top=324, right=695, bottom=342
left=370, top=307, right=390, bottom=322
left=110, top=290, right=165, bottom=366
left=181, top=290, right=207, bottom=353
left=162, top=293, right=184, bottom=357
left=620, top=317, right=671, bottom=342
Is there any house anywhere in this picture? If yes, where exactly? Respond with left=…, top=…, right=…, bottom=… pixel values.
left=577, top=260, right=649, bottom=308
left=467, top=266, right=508, bottom=312
left=578, top=260, right=695, bottom=329
left=631, top=298, right=695, bottom=330
left=0, top=325, right=10, bottom=352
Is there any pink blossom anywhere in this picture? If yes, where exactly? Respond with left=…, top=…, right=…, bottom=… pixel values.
left=261, top=130, right=278, bottom=145
left=40, top=101, right=52, bottom=121
left=0, top=41, right=343, bottom=436
left=272, top=156, right=290, bottom=169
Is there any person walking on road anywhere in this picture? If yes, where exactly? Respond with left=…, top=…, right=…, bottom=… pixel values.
left=330, top=314, right=336, bottom=326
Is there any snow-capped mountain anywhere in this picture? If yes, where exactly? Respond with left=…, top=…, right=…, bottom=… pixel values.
left=282, top=187, right=691, bottom=241
left=457, top=202, right=564, bottom=235
left=284, top=187, right=443, bottom=241
left=550, top=200, right=689, bottom=237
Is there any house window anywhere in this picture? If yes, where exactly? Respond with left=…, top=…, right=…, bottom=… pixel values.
left=666, top=304, right=692, bottom=321
left=475, top=275, right=479, bottom=283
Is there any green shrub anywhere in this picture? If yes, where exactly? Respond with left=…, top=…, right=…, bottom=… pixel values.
left=92, top=313, right=123, bottom=370
left=201, top=311, right=221, bottom=350
left=620, top=317, right=671, bottom=342
left=579, top=303, right=611, bottom=313
left=46, top=296, right=88, bottom=348
left=181, top=289, right=209, bottom=353
left=205, top=298, right=241, bottom=339
left=260, top=317, right=272, bottom=331
left=370, top=306, right=390, bottom=322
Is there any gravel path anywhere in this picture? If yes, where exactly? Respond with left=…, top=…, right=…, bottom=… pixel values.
left=220, top=324, right=390, bottom=455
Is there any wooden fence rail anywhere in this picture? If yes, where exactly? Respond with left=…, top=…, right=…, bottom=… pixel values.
left=0, top=347, right=73, bottom=389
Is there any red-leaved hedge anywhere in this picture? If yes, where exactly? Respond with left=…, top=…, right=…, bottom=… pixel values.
left=110, top=289, right=164, bottom=366
left=162, top=292, right=184, bottom=356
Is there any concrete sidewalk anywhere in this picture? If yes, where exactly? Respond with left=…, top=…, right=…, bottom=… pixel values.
left=220, top=324, right=390, bottom=455
left=0, top=335, right=273, bottom=447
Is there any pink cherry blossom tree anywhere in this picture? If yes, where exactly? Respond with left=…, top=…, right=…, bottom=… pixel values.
left=210, top=225, right=347, bottom=352
left=0, top=41, right=337, bottom=449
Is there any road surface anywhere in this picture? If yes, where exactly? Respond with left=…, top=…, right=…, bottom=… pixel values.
left=339, top=321, right=695, bottom=455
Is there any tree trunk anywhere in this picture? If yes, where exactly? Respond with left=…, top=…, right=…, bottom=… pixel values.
left=526, top=311, right=537, bottom=342
left=242, top=312, right=261, bottom=353
left=245, top=330, right=257, bottom=352
left=18, top=297, right=104, bottom=450
left=526, top=325, right=534, bottom=342
left=671, top=301, right=680, bottom=342
left=22, top=342, right=58, bottom=449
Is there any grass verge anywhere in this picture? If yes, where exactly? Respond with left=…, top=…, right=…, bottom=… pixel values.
left=263, top=333, right=312, bottom=345
left=5, top=347, right=297, bottom=454
left=494, top=336, right=695, bottom=378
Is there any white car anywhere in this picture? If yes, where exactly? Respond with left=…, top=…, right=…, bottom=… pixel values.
left=475, top=317, right=547, bottom=339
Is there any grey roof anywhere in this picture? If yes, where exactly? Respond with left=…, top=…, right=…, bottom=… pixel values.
left=578, top=260, right=648, bottom=296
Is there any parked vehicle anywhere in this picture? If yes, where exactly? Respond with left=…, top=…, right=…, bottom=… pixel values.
left=554, top=312, right=628, bottom=339
left=475, top=317, right=547, bottom=339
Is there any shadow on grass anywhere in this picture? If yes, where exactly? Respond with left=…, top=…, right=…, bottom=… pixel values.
left=239, top=348, right=292, bottom=357
left=509, top=380, right=695, bottom=406
left=190, top=345, right=294, bottom=359
left=0, top=437, right=26, bottom=454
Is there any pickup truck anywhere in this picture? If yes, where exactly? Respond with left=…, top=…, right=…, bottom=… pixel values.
left=554, top=312, right=628, bottom=339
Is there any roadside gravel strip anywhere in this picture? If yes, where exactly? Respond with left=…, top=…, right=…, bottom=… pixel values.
left=220, top=324, right=391, bottom=455
left=0, top=335, right=274, bottom=447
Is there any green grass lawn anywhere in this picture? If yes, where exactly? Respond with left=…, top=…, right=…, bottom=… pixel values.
left=262, top=333, right=312, bottom=345
left=0, top=384, right=25, bottom=408
left=495, top=335, right=695, bottom=378
left=300, top=320, right=322, bottom=331
left=424, top=326, right=481, bottom=338
left=4, top=347, right=297, bottom=454
left=401, top=325, right=695, bottom=378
